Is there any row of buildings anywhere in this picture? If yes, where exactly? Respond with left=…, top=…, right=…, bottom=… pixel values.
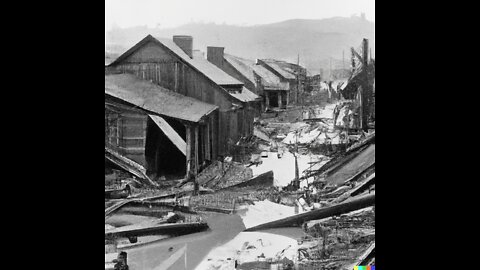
left=105, top=34, right=310, bottom=181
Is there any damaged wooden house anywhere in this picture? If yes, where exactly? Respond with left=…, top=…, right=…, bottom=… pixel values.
left=205, top=48, right=306, bottom=111
left=105, top=73, right=218, bottom=183
left=107, top=35, right=261, bottom=161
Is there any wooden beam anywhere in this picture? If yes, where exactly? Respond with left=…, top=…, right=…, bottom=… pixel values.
left=205, top=124, right=211, bottom=160
left=244, top=193, right=375, bottom=231
left=148, top=115, right=186, bottom=156
left=186, top=126, right=192, bottom=174
left=194, top=126, right=199, bottom=175
left=211, top=115, right=217, bottom=160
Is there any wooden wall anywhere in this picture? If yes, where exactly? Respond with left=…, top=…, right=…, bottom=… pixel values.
left=105, top=99, right=148, bottom=167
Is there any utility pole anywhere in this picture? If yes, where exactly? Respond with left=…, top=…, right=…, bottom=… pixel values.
left=296, top=53, right=300, bottom=105
left=294, top=130, right=300, bottom=190
left=361, top=38, right=370, bottom=132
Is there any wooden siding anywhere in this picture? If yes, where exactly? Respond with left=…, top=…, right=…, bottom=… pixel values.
left=105, top=102, right=148, bottom=167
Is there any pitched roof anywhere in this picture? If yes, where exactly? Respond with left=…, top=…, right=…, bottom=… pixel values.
left=230, top=87, right=261, bottom=103
left=154, top=37, right=243, bottom=86
left=224, top=54, right=288, bottom=90
left=109, top=35, right=247, bottom=103
left=260, top=60, right=299, bottom=80
left=105, top=73, right=217, bottom=123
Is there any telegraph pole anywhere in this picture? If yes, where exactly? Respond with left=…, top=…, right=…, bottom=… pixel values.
left=296, top=53, right=300, bottom=105
left=361, top=38, right=370, bottom=132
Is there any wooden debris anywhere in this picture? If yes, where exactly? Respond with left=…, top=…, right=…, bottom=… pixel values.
left=244, top=193, right=375, bottom=231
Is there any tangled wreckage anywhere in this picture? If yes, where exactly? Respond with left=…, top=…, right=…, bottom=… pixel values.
left=105, top=37, right=375, bottom=270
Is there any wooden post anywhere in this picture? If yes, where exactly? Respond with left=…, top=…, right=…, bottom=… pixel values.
left=194, top=126, right=199, bottom=176
left=278, top=92, right=283, bottom=109
left=361, top=38, right=370, bottom=132
left=186, top=126, right=192, bottom=176
left=205, top=123, right=211, bottom=160
left=210, top=115, right=217, bottom=160
left=265, top=91, right=270, bottom=110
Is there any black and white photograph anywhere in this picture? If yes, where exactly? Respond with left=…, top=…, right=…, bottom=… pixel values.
left=105, top=0, right=375, bottom=269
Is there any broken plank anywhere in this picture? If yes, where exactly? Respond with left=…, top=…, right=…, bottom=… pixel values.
left=332, top=173, right=375, bottom=204
left=105, top=146, right=157, bottom=187
left=342, top=241, right=375, bottom=270
left=244, top=193, right=375, bottom=232
left=105, top=221, right=208, bottom=238
left=149, top=114, right=186, bottom=156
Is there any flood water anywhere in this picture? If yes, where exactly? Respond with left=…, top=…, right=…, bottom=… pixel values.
left=122, top=212, right=246, bottom=270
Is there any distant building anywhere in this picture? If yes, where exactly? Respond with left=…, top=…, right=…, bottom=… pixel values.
left=256, top=59, right=307, bottom=108
left=206, top=50, right=289, bottom=111
left=206, top=50, right=306, bottom=111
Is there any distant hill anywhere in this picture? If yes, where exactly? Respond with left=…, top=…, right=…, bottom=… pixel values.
left=106, top=17, right=374, bottom=74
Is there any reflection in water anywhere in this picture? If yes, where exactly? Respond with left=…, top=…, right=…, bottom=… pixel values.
left=124, top=212, right=246, bottom=270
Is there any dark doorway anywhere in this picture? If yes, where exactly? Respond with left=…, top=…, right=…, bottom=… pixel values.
left=145, top=117, right=186, bottom=180
left=268, top=92, right=279, bottom=108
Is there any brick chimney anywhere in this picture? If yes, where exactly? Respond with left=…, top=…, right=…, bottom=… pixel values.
left=207, top=46, right=225, bottom=68
left=173, top=35, right=193, bottom=58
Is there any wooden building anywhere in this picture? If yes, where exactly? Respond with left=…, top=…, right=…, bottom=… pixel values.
left=108, top=35, right=260, bottom=156
left=257, top=59, right=307, bottom=106
left=105, top=73, right=218, bottom=180
left=206, top=49, right=290, bottom=111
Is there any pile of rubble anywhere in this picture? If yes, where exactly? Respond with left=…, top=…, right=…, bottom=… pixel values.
left=195, top=160, right=254, bottom=190
left=297, top=207, right=375, bottom=269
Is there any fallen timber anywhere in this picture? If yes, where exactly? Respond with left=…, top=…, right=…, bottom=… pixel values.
left=357, top=241, right=375, bottom=266
left=105, top=146, right=158, bottom=187
left=300, top=144, right=369, bottom=181
left=300, top=133, right=375, bottom=181
left=105, top=221, right=208, bottom=239
left=105, top=191, right=196, bottom=220
left=332, top=173, right=375, bottom=204
left=343, top=241, right=375, bottom=270
left=105, top=199, right=135, bottom=220
left=244, top=193, right=375, bottom=232
left=218, top=170, right=274, bottom=191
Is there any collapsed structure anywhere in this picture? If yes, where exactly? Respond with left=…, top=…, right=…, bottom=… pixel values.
left=105, top=36, right=375, bottom=270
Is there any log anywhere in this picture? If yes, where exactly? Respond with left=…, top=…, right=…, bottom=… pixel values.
left=105, top=221, right=208, bottom=238
left=244, top=193, right=375, bottom=231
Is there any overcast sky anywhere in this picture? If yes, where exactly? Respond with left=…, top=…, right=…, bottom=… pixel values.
left=105, top=0, right=375, bottom=31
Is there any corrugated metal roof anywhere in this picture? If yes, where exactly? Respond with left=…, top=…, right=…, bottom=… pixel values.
left=154, top=37, right=243, bottom=86
left=105, top=73, right=218, bottom=123
left=224, top=54, right=288, bottom=90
